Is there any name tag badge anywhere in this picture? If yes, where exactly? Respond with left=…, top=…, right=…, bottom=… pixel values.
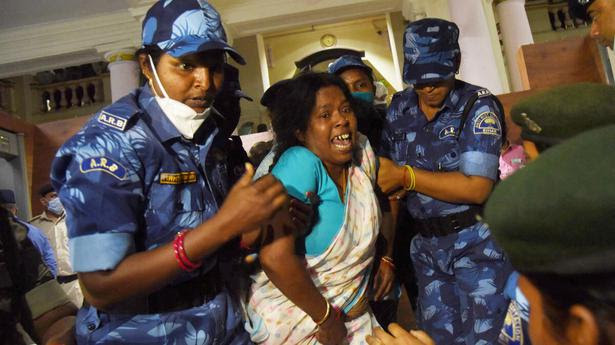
left=80, top=157, right=127, bottom=180
left=97, top=111, right=127, bottom=131
left=392, top=131, right=406, bottom=141
left=159, top=171, right=198, bottom=185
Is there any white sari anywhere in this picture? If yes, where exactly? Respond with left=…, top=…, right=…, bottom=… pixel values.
left=246, top=136, right=381, bottom=345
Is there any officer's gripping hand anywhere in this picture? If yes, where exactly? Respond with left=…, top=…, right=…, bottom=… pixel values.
left=218, top=163, right=288, bottom=237
left=377, top=157, right=406, bottom=195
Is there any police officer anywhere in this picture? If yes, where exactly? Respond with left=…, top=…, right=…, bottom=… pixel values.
left=368, top=124, right=615, bottom=345
left=328, top=55, right=387, bottom=152
left=484, top=125, right=615, bottom=345
left=569, top=0, right=615, bottom=49
left=51, top=1, right=289, bottom=344
left=378, top=18, right=512, bottom=344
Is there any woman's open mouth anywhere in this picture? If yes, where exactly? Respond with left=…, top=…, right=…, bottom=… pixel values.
left=332, top=133, right=353, bottom=151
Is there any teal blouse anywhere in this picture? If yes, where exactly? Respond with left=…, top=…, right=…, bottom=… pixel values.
left=271, top=146, right=346, bottom=256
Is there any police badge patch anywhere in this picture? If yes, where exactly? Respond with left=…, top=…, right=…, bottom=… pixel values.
left=473, top=111, right=501, bottom=136
left=80, top=157, right=127, bottom=180
left=498, top=301, right=524, bottom=345
left=98, top=111, right=127, bottom=131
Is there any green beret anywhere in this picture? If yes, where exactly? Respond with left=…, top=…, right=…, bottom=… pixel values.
left=511, top=83, right=615, bottom=151
left=485, top=125, right=615, bottom=275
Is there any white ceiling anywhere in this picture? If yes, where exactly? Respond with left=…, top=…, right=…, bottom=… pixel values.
left=0, top=0, right=134, bottom=30
left=0, top=0, right=403, bottom=78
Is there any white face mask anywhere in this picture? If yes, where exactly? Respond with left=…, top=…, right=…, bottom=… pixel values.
left=47, top=196, right=64, bottom=215
left=148, top=55, right=210, bottom=139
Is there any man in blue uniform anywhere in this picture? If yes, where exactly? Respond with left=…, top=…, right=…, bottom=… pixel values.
left=328, top=55, right=387, bottom=152
left=378, top=18, right=512, bottom=344
left=0, top=189, right=58, bottom=277
left=50, top=1, right=288, bottom=344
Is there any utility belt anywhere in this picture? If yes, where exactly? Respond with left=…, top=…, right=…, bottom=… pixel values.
left=101, top=267, right=223, bottom=315
left=413, top=206, right=483, bottom=237
left=57, top=274, right=78, bottom=284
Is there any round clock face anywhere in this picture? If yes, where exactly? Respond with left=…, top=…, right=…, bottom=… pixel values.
left=320, top=34, right=337, bottom=48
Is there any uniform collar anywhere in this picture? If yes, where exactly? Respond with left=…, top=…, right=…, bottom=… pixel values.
left=40, top=210, right=65, bottom=224
left=441, top=79, right=465, bottom=112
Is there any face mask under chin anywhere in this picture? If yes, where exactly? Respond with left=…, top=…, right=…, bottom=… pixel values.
left=148, top=54, right=210, bottom=139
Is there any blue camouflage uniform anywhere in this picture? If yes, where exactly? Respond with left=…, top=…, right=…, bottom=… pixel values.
left=380, top=18, right=512, bottom=344
left=51, top=84, right=249, bottom=345
left=21, top=219, right=58, bottom=277
left=50, top=1, right=251, bottom=344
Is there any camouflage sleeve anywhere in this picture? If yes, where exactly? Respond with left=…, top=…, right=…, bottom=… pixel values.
left=51, top=127, right=145, bottom=273
left=377, top=95, right=403, bottom=159
left=458, top=95, right=503, bottom=180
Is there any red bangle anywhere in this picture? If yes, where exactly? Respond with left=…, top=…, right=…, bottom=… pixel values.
left=173, top=245, right=191, bottom=271
left=173, top=230, right=202, bottom=272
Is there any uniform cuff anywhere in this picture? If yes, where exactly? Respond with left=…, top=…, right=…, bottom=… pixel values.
left=460, top=151, right=499, bottom=180
left=70, top=232, right=135, bottom=272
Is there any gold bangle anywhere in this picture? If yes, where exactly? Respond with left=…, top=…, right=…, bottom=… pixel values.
left=314, top=300, right=331, bottom=326
left=381, top=256, right=396, bottom=269
left=381, top=256, right=394, bottom=263
left=404, top=165, right=416, bottom=191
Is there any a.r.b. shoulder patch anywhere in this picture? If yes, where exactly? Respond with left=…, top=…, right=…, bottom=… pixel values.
left=97, top=111, right=127, bottom=131
left=439, top=125, right=457, bottom=139
left=473, top=111, right=501, bottom=136
left=80, top=157, right=127, bottom=180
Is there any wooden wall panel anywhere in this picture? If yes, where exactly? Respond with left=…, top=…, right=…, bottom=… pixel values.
left=497, top=88, right=545, bottom=160
left=32, top=116, right=91, bottom=215
left=518, top=35, right=606, bottom=90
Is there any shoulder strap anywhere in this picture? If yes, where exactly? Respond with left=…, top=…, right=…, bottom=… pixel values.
left=456, top=89, right=506, bottom=143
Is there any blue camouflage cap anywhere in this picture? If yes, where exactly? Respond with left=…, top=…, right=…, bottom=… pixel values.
left=328, top=55, right=373, bottom=76
left=0, top=189, right=15, bottom=204
left=403, top=18, right=460, bottom=85
left=141, top=0, right=245, bottom=65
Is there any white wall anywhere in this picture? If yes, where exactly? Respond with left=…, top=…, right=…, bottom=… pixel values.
left=231, top=36, right=270, bottom=130
left=263, top=17, right=399, bottom=89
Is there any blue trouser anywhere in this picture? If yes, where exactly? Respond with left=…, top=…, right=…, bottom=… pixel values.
left=410, top=222, right=512, bottom=345
left=76, top=289, right=252, bottom=345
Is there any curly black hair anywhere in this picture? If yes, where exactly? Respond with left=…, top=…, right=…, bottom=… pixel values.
left=269, top=72, right=355, bottom=170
